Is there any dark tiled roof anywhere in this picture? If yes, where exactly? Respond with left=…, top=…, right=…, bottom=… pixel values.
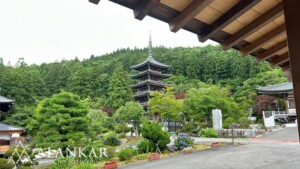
left=256, top=82, right=293, bottom=94
left=0, top=96, right=14, bottom=103
left=131, top=69, right=172, bottom=79
left=131, top=56, right=170, bottom=70
left=0, top=123, right=24, bottom=131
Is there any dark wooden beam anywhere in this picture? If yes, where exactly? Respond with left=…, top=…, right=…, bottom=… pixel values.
left=240, top=24, right=286, bottom=56
left=169, top=0, right=213, bottom=33
left=269, top=53, right=289, bottom=66
left=198, top=0, right=260, bottom=42
left=222, top=3, right=283, bottom=50
left=133, top=0, right=160, bottom=21
left=283, top=0, right=300, bottom=141
left=280, top=61, right=290, bottom=71
left=256, top=40, right=287, bottom=61
left=89, top=0, right=100, bottom=5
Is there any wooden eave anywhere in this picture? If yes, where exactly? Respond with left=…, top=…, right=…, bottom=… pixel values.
left=131, top=80, right=170, bottom=88
left=94, top=0, right=289, bottom=72
left=131, top=70, right=172, bottom=79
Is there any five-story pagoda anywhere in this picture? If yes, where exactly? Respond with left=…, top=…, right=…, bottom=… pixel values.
left=131, top=34, right=172, bottom=109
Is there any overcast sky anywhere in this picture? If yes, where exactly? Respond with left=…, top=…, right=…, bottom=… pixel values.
left=0, top=0, right=216, bottom=65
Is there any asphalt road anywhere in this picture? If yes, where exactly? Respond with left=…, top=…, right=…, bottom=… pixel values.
left=261, top=127, right=298, bottom=141
left=120, top=127, right=300, bottom=169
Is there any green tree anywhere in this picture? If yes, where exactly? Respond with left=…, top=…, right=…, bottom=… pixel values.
left=114, top=101, right=144, bottom=137
left=148, top=87, right=183, bottom=127
left=106, top=65, right=133, bottom=111
left=185, top=83, right=241, bottom=125
left=33, top=92, right=89, bottom=148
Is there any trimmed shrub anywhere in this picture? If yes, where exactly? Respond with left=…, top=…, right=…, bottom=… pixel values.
left=199, top=128, right=218, bottom=138
left=137, top=139, right=155, bottom=153
left=103, top=132, right=120, bottom=146
left=0, top=158, right=15, bottom=169
left=174, top=133, right=193, bottom=150
left=141, top=121, right=170, bottom=151
left=118, top=148, right=137, bottom=161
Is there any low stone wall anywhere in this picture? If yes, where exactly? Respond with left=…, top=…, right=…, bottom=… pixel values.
left=217, top=129, right=265, bottom=138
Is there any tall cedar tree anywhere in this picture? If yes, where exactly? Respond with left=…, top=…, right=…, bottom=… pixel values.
left=106, top=65, right=133, bottom=111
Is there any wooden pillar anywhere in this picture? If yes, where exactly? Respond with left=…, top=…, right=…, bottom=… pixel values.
left=283, top=0, right=300, bottom=140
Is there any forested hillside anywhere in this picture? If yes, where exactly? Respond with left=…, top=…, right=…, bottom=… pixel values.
left=0, top=45, right=287, bottom=130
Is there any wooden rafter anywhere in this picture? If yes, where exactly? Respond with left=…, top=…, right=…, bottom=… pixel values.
left=256, top=40, right=287, bottom=61
left=89, top=0, right=100, bottom=5
left=240, top=24, right=286, bottom=56
left=269, top=53, right=289, bottom=66
left=169, top=0, right=213, bottom=33
left=198, top=0, right=260, bottom=42
left=134, top=0, right=160, bottom=20
left=222, top=3, right=283, bottom=50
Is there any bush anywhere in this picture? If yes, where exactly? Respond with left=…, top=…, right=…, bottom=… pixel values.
left=174, top=133, right=193, bottom=150
left=118, top=133, right=126, bottom=139
left=141, top=121, right=170, bottom=151
left=137, top=139, right=155, bottom=153
left=223, top=117, right=235, bottom=129
left=238, top=117, right=251, bottom=129
left=103, top=132, right=120, bottom=146
left=0, top=158, right=15, bottom=169
left=4, top=147, right=35, bottom=167
left=199, top=128, right=218, bottom=138
left=118, top=148, right=137, bottom=161
left=199, top=122, right=208, bottom=129
left=51, top=157, right=75, bottom=169
left=19, top=167, right=33, bottom=169
left=115, top=124, right=130, bottom=134
left=178, top=123, right=199, bottom=135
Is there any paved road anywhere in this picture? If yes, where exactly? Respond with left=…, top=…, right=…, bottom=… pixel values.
left=261, top=127, right=298, bottom=140
left=120, top=127, right=300, bottom=169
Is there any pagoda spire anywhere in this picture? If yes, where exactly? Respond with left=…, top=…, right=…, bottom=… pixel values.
left=148, top=31, right=152, bottom=58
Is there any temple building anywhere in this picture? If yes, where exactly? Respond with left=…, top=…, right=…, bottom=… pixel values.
left=131, top=35, right=172, bottom=109
left=0, top=123, right=24, bottom=154
left=257, top=82, right=295, bottom=115
left=0, top=97, right=24, bottom=154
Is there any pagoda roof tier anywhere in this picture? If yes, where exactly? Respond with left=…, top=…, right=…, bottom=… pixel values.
left=257, top=82, right=293, bottom=95
left=133, top=90, right=151, bottom=98
left=0, top=96, right=14, bottom=104
left=131, top=69, right=172, bottom=79
left=131, top=80, right=171, bottom=88
left=131, top=56, right=170, bottom=70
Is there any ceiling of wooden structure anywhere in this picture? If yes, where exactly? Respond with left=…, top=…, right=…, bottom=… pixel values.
left=90, top=0, right=289, bottom=72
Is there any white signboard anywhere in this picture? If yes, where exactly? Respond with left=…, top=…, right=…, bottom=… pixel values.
left=212, top=109, right=222, bottom=130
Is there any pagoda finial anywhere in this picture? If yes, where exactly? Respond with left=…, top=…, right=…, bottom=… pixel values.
left=148, top=31, right=152, bottom=58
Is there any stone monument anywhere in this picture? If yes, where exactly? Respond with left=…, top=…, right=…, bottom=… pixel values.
left=212, top=109, right=222, bottom=130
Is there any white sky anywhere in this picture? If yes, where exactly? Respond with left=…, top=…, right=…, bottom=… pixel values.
left=0, top=0, right=217, bottom=65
